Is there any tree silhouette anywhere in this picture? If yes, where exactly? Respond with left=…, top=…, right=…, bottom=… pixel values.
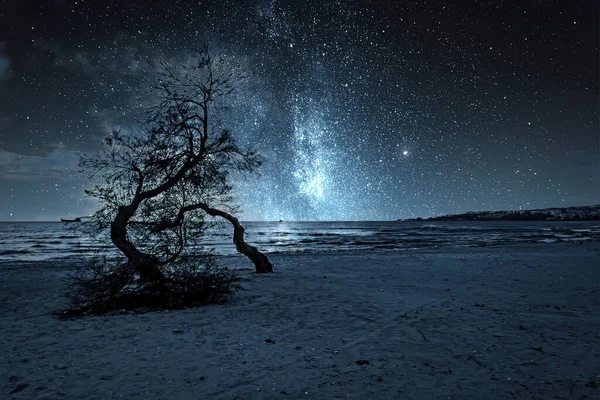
left=81, top=48, right=272, bottom=299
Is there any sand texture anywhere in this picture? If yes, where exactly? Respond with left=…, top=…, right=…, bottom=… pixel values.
left=1, top=242, right=599, bottom=399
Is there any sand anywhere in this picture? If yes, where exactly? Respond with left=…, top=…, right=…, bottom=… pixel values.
left=1, top=242, right=599, bottom=399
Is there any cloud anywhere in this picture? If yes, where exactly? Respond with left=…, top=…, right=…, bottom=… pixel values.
left=0, top=148, right=82, bottom=181
left=34, top=35, right=162, bottom=78
left=0, top=42, right=10, bottom=80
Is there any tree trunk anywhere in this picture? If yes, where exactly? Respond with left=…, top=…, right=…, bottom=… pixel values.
left=110, top=205, right=165, bottom=284
left=232, top=224, right=273, bottom=273
left=191, top=203, right=273, bottom=273
left=110, top=201, right=273, bottom=275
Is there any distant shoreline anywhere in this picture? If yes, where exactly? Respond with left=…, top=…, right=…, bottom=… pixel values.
left=399, top=204, right=600, bottom=222
left=401, top=217, right=600, bottom=222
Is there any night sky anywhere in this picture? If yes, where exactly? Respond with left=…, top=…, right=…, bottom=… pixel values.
left=0, top=0, right=598, bottom=221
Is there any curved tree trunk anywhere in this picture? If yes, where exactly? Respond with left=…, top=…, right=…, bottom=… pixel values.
left=231, top=220, right=274, bottom=274
left=193, top=204, right=273, bottom=273
left=144, top=201, right=273, bottom=273
left=111, top=204, right=165, bottom=284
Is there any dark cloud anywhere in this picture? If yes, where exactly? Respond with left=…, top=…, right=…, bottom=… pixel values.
left=0, top=42, right=9, bottom=79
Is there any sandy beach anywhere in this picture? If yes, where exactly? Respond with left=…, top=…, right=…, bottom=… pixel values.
left=1, top=241, right=598, bottom=399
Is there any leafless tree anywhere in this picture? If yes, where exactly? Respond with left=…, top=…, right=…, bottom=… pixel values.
left=81, top=48, right=273, bottom=294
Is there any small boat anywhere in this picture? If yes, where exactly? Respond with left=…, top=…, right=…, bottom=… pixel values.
left=60, top=218, right=82, bottom=223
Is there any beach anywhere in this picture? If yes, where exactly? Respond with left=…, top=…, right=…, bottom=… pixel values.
left=1, top=241, right=598, bottom=399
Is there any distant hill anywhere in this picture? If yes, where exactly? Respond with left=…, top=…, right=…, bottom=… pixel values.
left=401, top=205, right=600, bottom=222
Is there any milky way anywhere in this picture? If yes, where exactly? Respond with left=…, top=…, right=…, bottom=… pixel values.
left=0, top=0, right=598, bottom=221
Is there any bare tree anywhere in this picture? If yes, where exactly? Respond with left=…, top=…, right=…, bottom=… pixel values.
left=81, top=49, right=273, bottom=291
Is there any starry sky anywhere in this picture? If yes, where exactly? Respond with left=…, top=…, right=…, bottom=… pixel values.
left=0, top=0, right=598, bottom=221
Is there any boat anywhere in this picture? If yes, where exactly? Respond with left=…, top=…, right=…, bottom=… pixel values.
left=60, top=218, right=82, bottom=223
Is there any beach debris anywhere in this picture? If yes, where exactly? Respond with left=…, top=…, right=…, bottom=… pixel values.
left=355, top=359, right=369, bottom=365
left=423, top=362, right=453, bottom=375
left=519, top=321, right=528, bottom=331
left=417, top=328, right=429, bottom=342
left=9, top=383, right=29, bottom=394
left=265, top=338, right=275, bottom=344
left=454, top=353, right=485, bottom=367
left=584, top=379, right=597, bottom=388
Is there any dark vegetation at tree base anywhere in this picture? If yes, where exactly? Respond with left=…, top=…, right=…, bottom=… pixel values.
left=59, top=256, right=241, bottom=319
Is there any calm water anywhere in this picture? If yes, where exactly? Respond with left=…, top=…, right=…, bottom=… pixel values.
left=0, top=221, right=598, bottom=261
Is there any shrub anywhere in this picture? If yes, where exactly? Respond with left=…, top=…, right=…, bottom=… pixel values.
left=59, top=254, right=241, bottom=318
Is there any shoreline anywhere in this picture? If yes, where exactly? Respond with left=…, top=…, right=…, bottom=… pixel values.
left=1, top=220, right=598, bottom=264
left=1, top=241, right=599, bottom=399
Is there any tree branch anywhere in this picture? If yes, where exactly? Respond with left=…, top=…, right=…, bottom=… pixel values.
left=150, top=201, right=273, bottom=273
left=132, top=164, right=144, bottom=198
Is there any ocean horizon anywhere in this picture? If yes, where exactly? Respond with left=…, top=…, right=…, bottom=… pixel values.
left=1, top=220, right=598, bottom=262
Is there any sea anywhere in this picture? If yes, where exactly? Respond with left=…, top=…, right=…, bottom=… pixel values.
left=0, top=221, right=598, bottom=262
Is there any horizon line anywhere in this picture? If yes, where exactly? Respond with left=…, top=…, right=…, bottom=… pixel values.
left=1, top=204, right=597, bottom=224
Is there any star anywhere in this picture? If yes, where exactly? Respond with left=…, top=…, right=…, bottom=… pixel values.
left=0, top=0, right=597, bottom=220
